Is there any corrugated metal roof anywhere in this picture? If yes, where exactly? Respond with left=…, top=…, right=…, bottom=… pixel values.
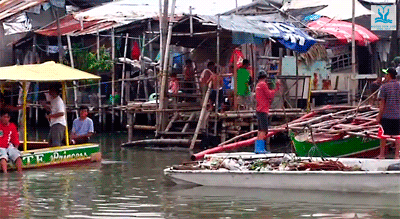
left=35, top=0, right=165, bottom=36
left=0, top=0, right=48, bottom=21
left=35, top=13, right=118, bottom=36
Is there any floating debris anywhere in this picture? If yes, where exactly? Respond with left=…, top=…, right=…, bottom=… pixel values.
left=171, top=156, right=362, bottom=172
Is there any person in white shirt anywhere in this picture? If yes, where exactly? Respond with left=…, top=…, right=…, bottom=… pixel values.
left=70, top=105, right=94, bottom=144
left=43, top=85, right=66, bottom=146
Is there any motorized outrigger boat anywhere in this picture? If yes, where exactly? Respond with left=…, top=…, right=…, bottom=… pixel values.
left=0, top=61, right=102, bottom=170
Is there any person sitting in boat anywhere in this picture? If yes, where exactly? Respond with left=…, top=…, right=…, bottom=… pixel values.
left=0, top=110, right=22, bottom=173
left=42, top=85, right=66, bottom=147
left=377, top=67, right=400, bottom=159
left=255, top=71, right=280, bottom=153
left=70, top=105, right=94, bottom=145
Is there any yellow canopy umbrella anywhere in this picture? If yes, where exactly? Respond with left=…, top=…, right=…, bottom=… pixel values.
left=0, top=61, right=100, bottom=81
left=0, top=62, right=101, bottom=151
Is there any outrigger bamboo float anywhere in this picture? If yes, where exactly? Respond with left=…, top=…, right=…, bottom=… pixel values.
left=288, top=105, right=383, bottom=158
left=191, top=105, right=385, bottom=160
left=164, top=152, right=400, bottom=193
left=0, top=61, right=102, bottom=170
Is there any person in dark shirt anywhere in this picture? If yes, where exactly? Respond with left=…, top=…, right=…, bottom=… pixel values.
left=377, top=67, right=400, bottom=159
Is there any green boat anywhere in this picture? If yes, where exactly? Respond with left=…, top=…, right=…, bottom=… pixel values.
left=291, top=132, right=381, bottom=158
left=0, top=62, right=102, bottom=171
left=19, top=142, right=101, bottom=169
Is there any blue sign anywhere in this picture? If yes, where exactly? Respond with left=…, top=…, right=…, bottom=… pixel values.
left=372, top=5, right=396, bottom=31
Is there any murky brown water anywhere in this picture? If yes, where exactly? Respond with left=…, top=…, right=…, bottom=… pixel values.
left=1, top=131, right=399, bottom=218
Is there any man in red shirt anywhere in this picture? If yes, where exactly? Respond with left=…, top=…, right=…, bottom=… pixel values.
left=255, top=71, right=280, bottom=153
left=0, top=111, right=22, bottom=173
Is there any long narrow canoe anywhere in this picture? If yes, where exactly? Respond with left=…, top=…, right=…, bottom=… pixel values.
left=164, top=153, right=400, bottom=193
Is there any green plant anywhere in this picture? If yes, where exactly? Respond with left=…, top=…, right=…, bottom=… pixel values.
left=69, top=44, right=112, bottom=73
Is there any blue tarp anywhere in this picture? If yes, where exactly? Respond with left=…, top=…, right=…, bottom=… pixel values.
left=198, top=15, right=316, bottom=53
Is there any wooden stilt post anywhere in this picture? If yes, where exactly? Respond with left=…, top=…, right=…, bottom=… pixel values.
left=189, top=6, right=194, bottom=37
left=214, top=14, right=221, bottom=135
left=190, top=82, right=212, bottom=150
left=127, top=112, right=133, bottom=142
left=97, top=29, right=102, bottom=128
left=54, top=6, right=63, bottom=63
left=67, top=34, right=79, bottom=118
left=120, top=33, right=129, bottom=125
left=111, top=28, right=116, bottom=129
left=158, top=0, right=176, bottom=131
left=295, top=51, right=299, bottom=108
left=142, top=33, right=151, bottom=124
left=33, top=34, right=39, bottom=125
left=148, top=19, right=154, bottom=60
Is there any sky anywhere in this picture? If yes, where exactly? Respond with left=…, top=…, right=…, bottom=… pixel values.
left=174, top=0, right=253, bottom=15
left=129, top=0, right=254, bottom=15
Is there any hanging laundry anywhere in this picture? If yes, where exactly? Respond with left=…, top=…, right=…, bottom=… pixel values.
left=131, top=41, right=141, bottom=61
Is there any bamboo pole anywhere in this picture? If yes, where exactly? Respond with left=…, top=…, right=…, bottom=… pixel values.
left=122, top=138, right=201, bottom=147
left=214, top=14, right=221, bottom=135
left=142, top=33, right=151, bottom=124
left=133, top=125, right=157, bottom=131
left=67, top=35, right=79, bottom=118
left=295, top=52, right=299, bottom=108
left=22, top=82, right=27, bottom=152
left=351, top=0, right=356, bottom=106
left=182, top=112, right=196, bottom=133
left=111, top=28, right=116, bottom=128
left=120, top=33, right=129, bottom=125
left=189, top=6, right=193, bottom=37
left=97, top=28, right=102, bottom=127
left=159, top=0, right=165, bottom=70
left=215, top=112, right=304, bottom=119
left=62, top=82, right=70, bottom=146
left=190, top=82, right=212, bottom=150
left=158, top=0, right=176, bottom=131
left=218, top=130, right=258, bottom=147
left=33, top=34, right=39, bottom=125
left=54, top=7, right=63, bottom=63
left=165, top=112, right=178, bottom=132
left=148, top=19, right=154, bottom=60
left=127, top=112, right=133, bottom=141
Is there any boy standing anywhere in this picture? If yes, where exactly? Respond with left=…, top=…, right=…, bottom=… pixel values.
left=255, top=71, right=280, bottom=153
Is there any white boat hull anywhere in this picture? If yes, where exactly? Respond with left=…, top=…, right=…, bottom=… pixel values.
left=164, top=153, right=400, bottom=193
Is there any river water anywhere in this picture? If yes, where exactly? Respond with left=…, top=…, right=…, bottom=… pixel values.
left=1, top=131, right=399, bottom=218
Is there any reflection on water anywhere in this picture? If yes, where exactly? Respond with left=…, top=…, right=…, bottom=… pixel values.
left=0, top=131, right=398, bottom=218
